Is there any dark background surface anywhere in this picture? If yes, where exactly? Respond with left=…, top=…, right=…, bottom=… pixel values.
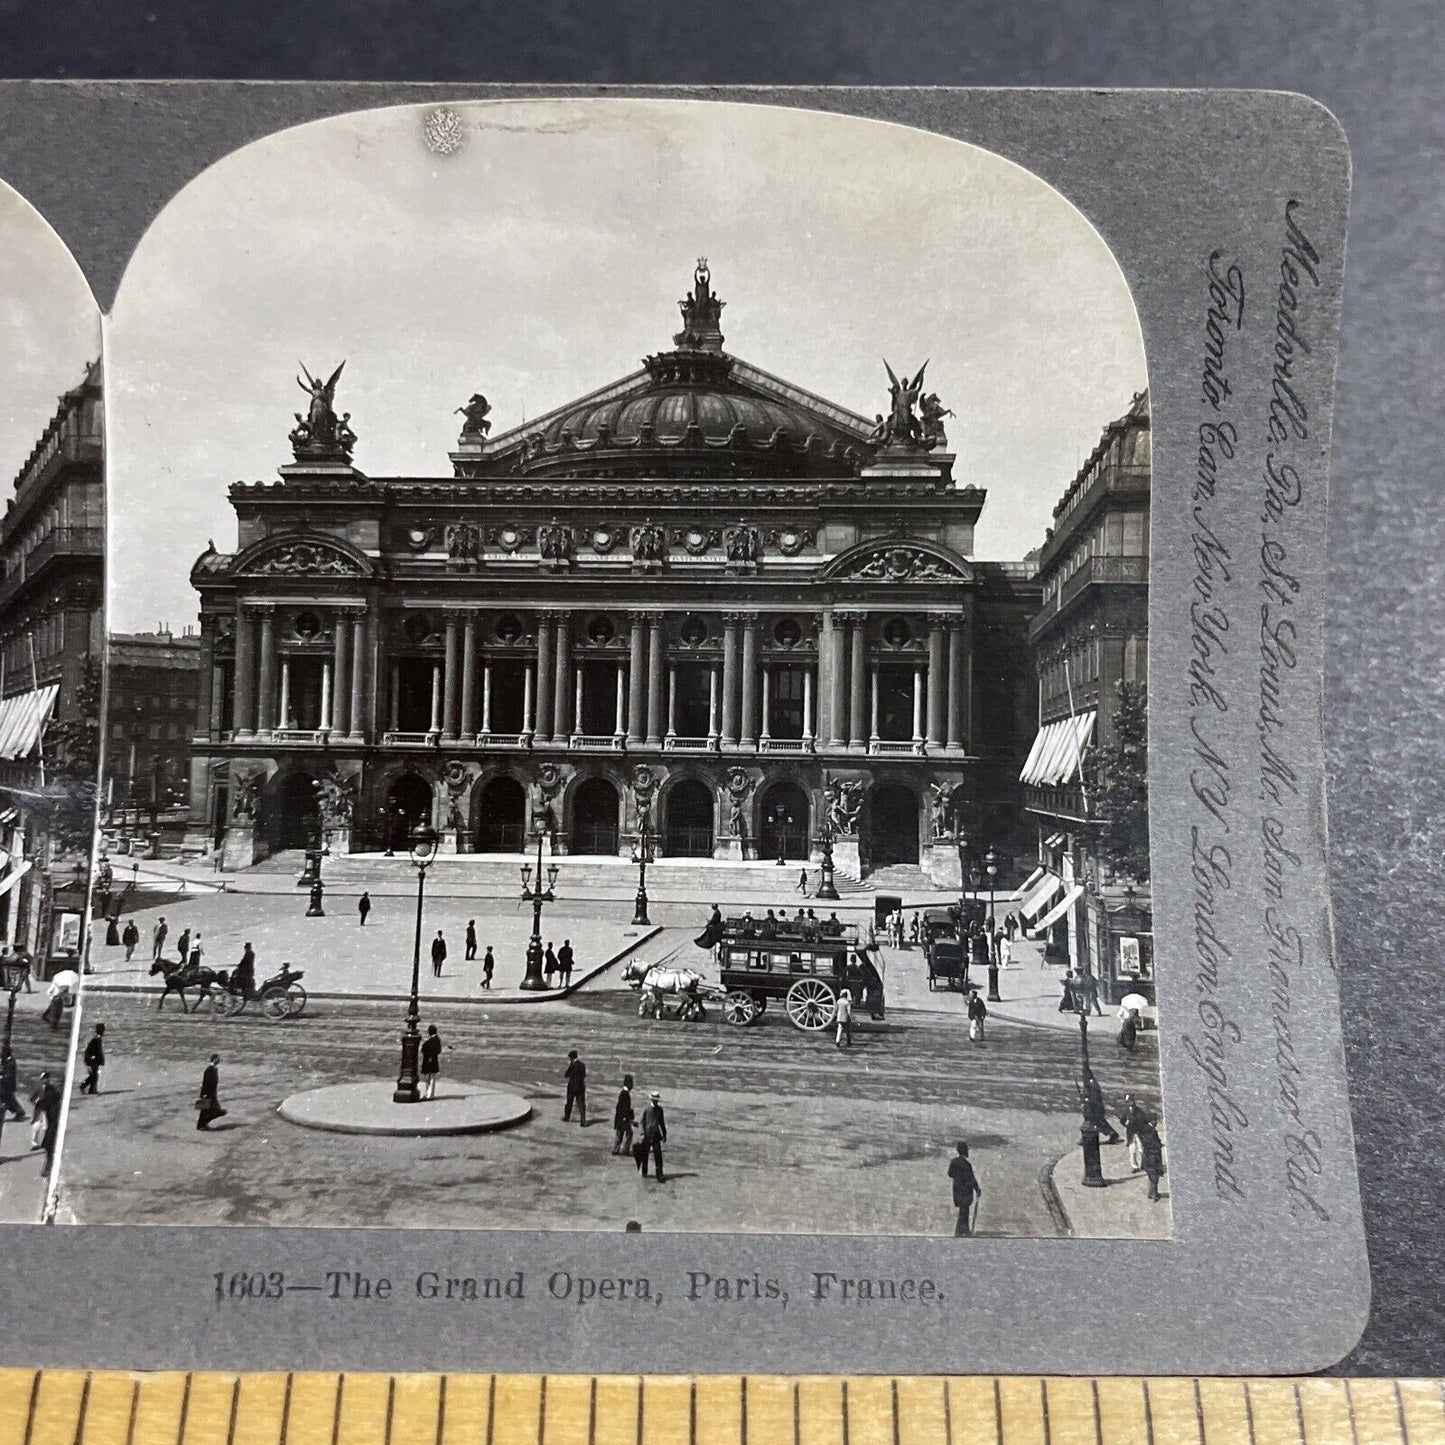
left=0, top=0, right=1439, bottom=1378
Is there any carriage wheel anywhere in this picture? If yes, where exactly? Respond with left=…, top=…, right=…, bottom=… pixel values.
left=785, top=978, right=838, bottom=1032
left=261, top=990, right=291, bottom=1020
left=722, top=990, right=759, bottom=1027
left=282, top=984, right=307, bottom=1018
left=213, top=990, right=246, bottom=1018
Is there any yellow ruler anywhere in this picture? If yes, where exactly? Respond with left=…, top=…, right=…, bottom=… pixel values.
left=0, top=1372, right=1440, bottom=1445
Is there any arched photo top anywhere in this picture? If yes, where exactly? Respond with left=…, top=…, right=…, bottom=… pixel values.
left=107, top=96, right=1146, bottom=634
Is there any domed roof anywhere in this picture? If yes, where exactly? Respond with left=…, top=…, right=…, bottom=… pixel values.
left=463, top=262, right=875, bottom=481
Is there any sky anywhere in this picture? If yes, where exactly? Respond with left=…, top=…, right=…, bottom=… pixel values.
left=0, top=181, right=100, bottom=497
left=108, top=98, right=1146, bottom=632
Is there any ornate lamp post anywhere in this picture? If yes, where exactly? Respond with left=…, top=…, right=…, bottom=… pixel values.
left=1076, top=987, right=1106, bottom=1188
left=630, top=806, right=655, bottom=926
left=814, top=814, right=840, bottom=902
left=305, top=834, right=330, bottom=918
left=0, top=952, right=31, bottom=1151
left=393, top=822, right=438, bottom=1103
left=984, top=846, right=1001, bottom=1001
left=519, top=828, right=559, bottom=991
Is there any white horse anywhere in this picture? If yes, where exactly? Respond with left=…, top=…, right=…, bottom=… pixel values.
left=622, top=961, right=722, bottom=1020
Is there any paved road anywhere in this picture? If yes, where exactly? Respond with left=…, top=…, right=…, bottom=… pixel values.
left=58, top=982, right=1163, bottom=1239
left=0, top=991, right=73, bottom=1222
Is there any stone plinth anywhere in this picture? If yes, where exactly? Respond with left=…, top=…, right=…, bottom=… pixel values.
left=278, top=1080, right=532, bottom=1137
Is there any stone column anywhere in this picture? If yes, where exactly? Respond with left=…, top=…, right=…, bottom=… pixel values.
left=869, top=666, right=880, bottom=749
left=927, top=613, right=946, bottom=749
left=947, top=621, right=964, bottom=751
left=666, top=664, right=677, bottom=741
left=320, top=662, right=333, bottom=734
left=429, top=663, right=442, bottom=736
left=278, top=658, right=291, bottom=731
left=350, top=614, right=366, bottom=741
left=481, top=658, right=493, bottom=736
left=720, top=613, right=739, bottom=747
left=256, top=606, right=277, bottom=735
left=803, top=669, right=814, bottom=745
left=708, top=664, right=720, bottom=748
left=827, top=610, right=847, bottom=750
left=760, top=667, right=772, bottom=742
left=460, top=614, right=477, bottom=740
left=614, top=660, right=626, bottom=740
left=646, top=614, right=664, bottom=744
left=912, top=667, right=925, bottom=746
left=574, top=666, right=584, bottom=740
left=332, top=613, right=351, bottom=735
left=848, top=615, right=867, bottom=752
left=441, top=611, right=460, bottom=740
left=208, top=636, right=225, bottom=739
left=740, top=613, right=759, bottom=750
left=552, top=612, right=572, bottom=739
left=627, top=612, right=646, bottom=745
left=522, top=663, right=534, bottom=738
left=534, top=612, right=554, bottom=743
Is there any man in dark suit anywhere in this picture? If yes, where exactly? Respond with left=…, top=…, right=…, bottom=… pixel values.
left=948, top=1140, right=982, bottom=1235
left=430, top=930, right=447, bottom=978
left=612, top=1073, right=636, bottom=1155
left=563, top=1050, right=587, bottom=1125
left=33, top=1072, right=60, bottom=1175
left=196, top=1054, right=226, bottom=1129
left=638, top=1091, right=667, bottom=1181
left=79, top=1023, right=105, bottom=1094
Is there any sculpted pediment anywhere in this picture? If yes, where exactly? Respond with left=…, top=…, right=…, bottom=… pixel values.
left=231, top=534, right=372, bottom=579
left=824, top=540, right=973, bottom=584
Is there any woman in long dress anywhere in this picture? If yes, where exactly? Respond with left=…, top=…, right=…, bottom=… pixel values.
left=196, top=1054, right=226, bottom=1130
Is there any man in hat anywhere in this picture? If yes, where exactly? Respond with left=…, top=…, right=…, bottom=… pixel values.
left=80, top=1023, right=106, bottom=1094
left=563, top=1049, right=587, bottom=1125
left=612, top=1073, right=636, bottom=1156
left=638, top=1090, right=668, bottom=1181
left=948, top=1140, right=982, bottom=1236
left=196, top=1054, right=226, bottom=1129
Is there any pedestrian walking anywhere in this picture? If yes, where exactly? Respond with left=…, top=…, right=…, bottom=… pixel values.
left=122, top=919, right=140, bottom=961
left=30, top=1071, right=55, bottom=1149
left=909, top=913, right=921, bottom=947
left=152, top=916, right=168, bottom=961
left=105, top=913, right=120, bottom=947
left=1118, top=1004, right=1139, bottom=1053
left=948, top=1140, right=982, bottom=1236
left=430, top=930, right=447, bottom=978
left=33, top=1073, right=60, bottom=1175
left=481, top=946, right=494, bottom=990
left=1120, top=1095, right=1147, bottom=1172
left=233, top=943, right=256, bottom=998
left=563, top=1049, right=587, bottom=1125
left=420, top=1026, right=442, bottom=1100
left=0, top=1047, right=26, bottom=1121
left=835, top=987, right=853, bottom=1048
left=557, top=939, right=575, bottom=987
left=998, top=933, right=1013, bottom=970
left=638, top=1090, right=667, bottom=1180
left=465, top=920, right=477, bottom=961
left=544, top=942, right=558, bottom=985
left=1076, top=968, right=1103, bottom=1016
left=195, top=1054, right=227, bottom=1129
left=1137, top=1115, right=1166, bottom=1201
left=1058, top=971, right=1077, bottom=1012
left=612, top=1073, right=636, bottom=1156
left=80, top=1023, right=105, bottom=1094
left=797, top=867, right=809, bottom=896
left=176, top=927, right=191, bottom=966
left=1004, top=911, right=1018, bottom=940
left=41, top=973, right=71, bottom=1030
left=967, top=990, right=988, bottom=1043
left=188, top=934, right=205, bottom=969
left=358, top=891, right=371, bottom=926
left=1081, top=1070, right=1122, bottom=1143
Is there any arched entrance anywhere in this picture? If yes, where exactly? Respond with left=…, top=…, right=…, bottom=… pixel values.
left=571, top=777, right=620, bottom=855
left=473, top=775, right=526, bottom=854
left=866, top=781, right=920, bottom=867
left=664, top=778, right=714, bottom=858
left=757, top=779, right=810, bottom=864
left=272, top=771, right=320, bottom=853
left=383, top=774, right=433, bottom=853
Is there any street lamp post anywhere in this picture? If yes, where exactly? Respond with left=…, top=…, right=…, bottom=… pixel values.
left=393, top=822, right=438, bottom=1103
left=984, top=846, right=1001, bottom=1002
left=0, top=953, right=31, bottom=1151
left=519, top=828, right=559, bottom=991
left=1076, top=994, right=1106, bottom=1188
left=814, top=816, right=840, bottom=902
left=631, top=807, right=654, bottom=926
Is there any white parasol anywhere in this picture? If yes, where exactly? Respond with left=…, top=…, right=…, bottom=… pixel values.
left=48, top=969, right=80, bottom=996
left=1119, top=992, right=1149, bottom=1013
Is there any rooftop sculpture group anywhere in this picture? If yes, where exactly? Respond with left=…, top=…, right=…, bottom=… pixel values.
left=868, top=360, right=953, bottom=452
left=290, top=361, right=357, bottom=460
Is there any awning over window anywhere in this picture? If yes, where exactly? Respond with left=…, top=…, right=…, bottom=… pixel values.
left=0, top=685, right=58, bottom=762
left=1019, top=711, right=1096, bottom=787
left=1010, top=865, right=1045, bottom=901
left=1019, top=871, right=1063, bottom=920
left=0, top=859, right=34, bottom=901
left=1033, top=882, right=1085, bottom=932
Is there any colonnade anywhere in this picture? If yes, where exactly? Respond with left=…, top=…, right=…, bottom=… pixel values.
left=231, top=602, right=370, bottom=740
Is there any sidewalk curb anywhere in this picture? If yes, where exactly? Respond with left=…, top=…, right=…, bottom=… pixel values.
left=82, top=925, right=662, bottom=1008
left=1040, top=1151, right=1075, bottom=1237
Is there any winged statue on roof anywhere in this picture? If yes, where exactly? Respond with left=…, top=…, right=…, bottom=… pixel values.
left=881, top=359, right=929, bottom=448
left=290, top=361, right=355, bottom=457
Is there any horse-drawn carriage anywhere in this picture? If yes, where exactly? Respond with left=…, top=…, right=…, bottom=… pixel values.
left=921, top=907, right=975, bottom=992
left=622, top=960, right=726, bottom=1021
left=149, top=957, right=307, bottom=1019
left=711, top=915, right=885, bottom=1032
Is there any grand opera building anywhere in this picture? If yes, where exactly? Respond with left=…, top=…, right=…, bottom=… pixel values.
left=187, top=264, right=1044, bottom=886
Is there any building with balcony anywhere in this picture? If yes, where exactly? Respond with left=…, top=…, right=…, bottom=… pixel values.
left=1020, top=389, right=1152, bottom=1001
left=0, top=359, right=104, bottom=974
left=188, top=265, right=1045, bottom=885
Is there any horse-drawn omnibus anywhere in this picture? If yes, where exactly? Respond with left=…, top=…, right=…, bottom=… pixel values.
left=714, top=915, right=885, bottom=1032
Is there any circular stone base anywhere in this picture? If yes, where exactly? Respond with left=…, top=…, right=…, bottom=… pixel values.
left=277, top=1080, right=532, bottom=1136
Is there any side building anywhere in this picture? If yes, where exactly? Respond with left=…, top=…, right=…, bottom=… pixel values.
left=103, top=628, right=202, bottom=848
left=186, top=265, right=1042, bottom=884
left=1021, top=389, right=1152, bottom=1003
left=0, top=359, right=104, bottom=976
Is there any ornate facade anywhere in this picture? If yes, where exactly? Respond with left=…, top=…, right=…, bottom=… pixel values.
left=188, top=265, right=1040, bottom=884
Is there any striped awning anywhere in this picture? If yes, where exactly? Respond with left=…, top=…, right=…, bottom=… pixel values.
left=1019, top=711, right=1096, bottom=787
left=0, top=859, right=33, bottom=901
left=0, top=685, right=58, bottom=761
left=1010, top=865, right=1045, bottom=901
left=1019, top=871, right=1063, bottom=920
left=1033, top=882, right=1085, bottom=932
